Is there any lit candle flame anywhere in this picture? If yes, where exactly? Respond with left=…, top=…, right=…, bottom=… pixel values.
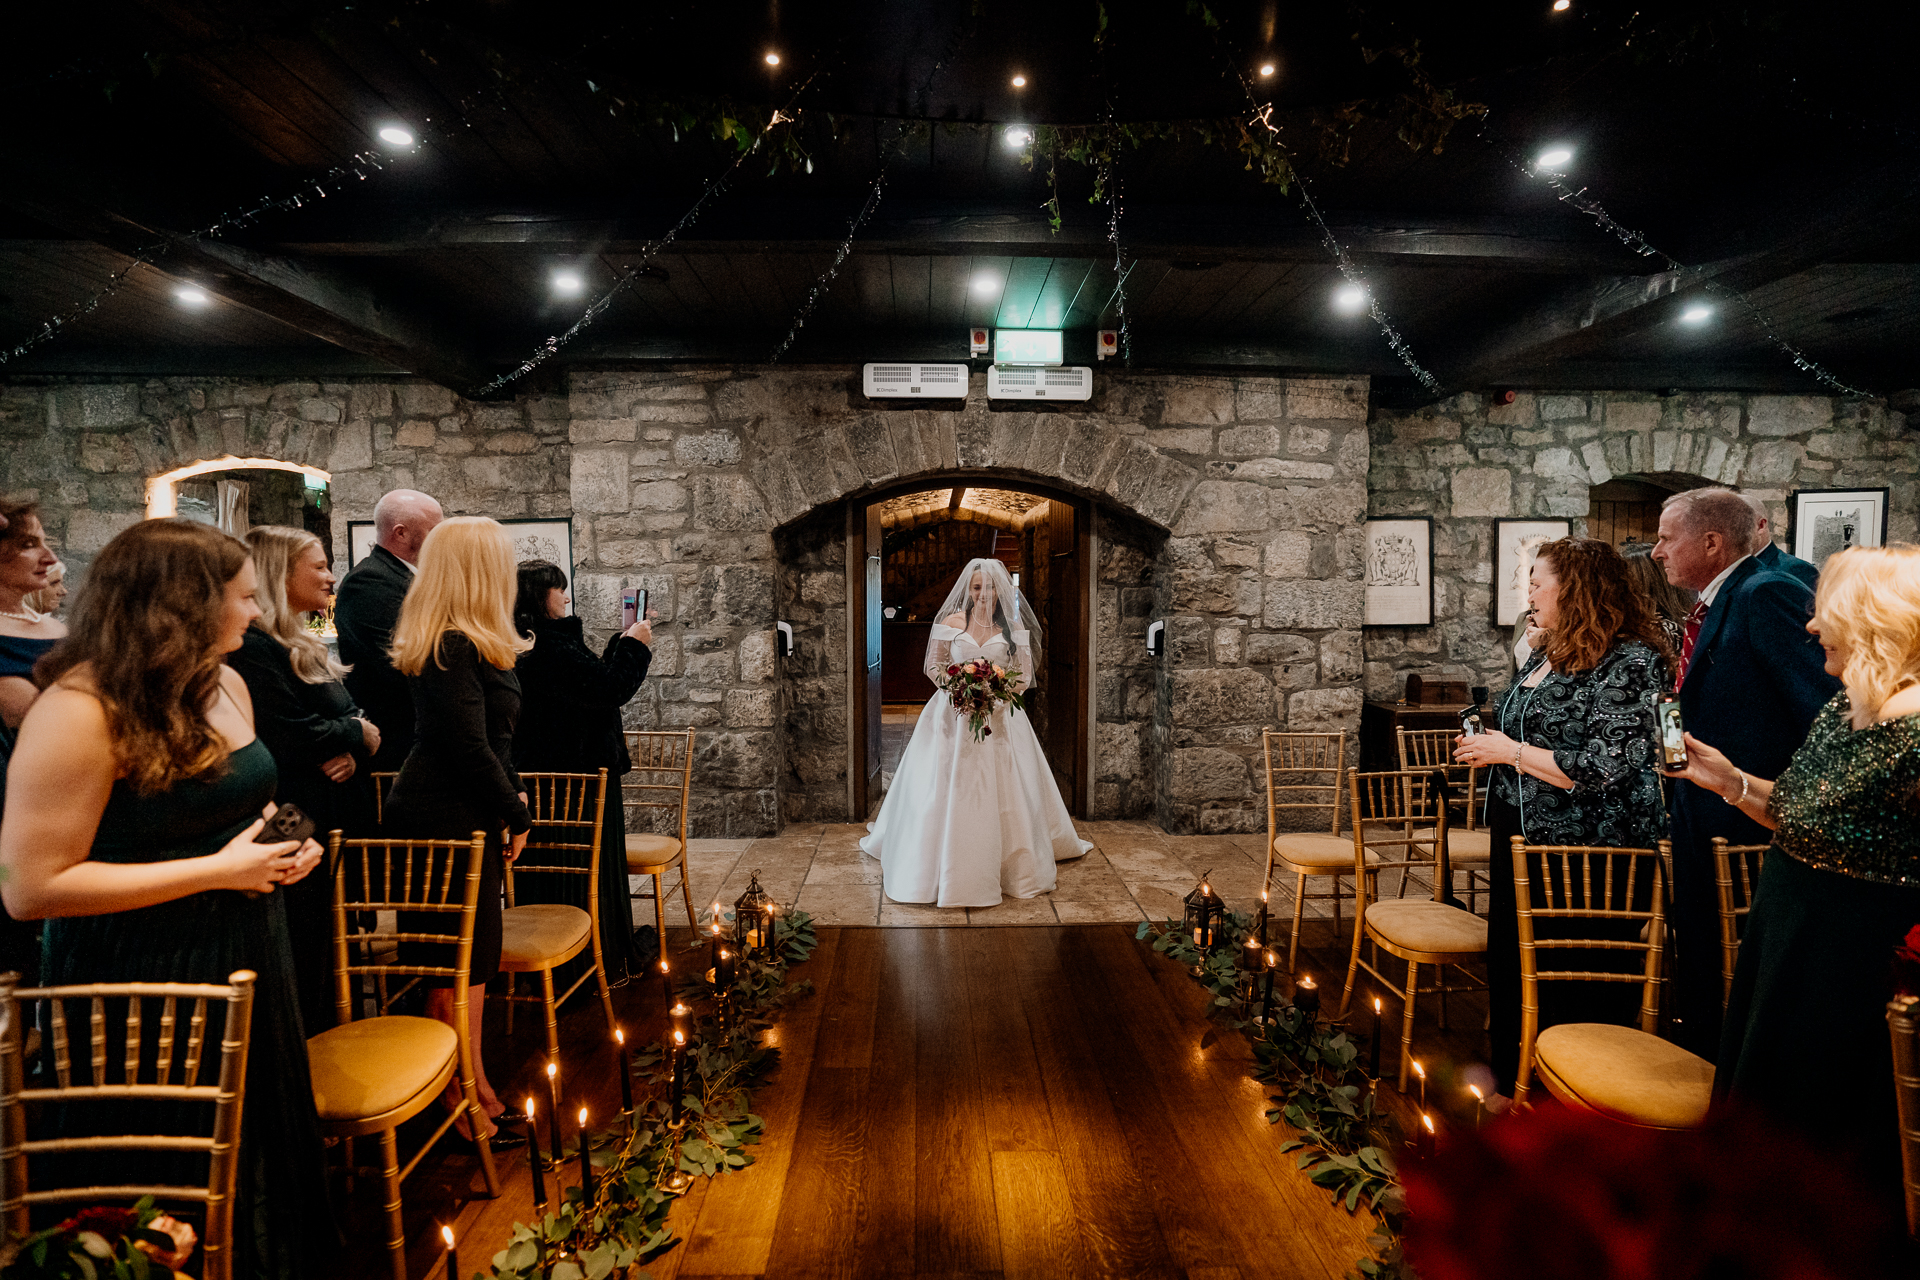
left=441, top=1225, right=455, bottom=1247
left=719, top=948, right=730, bottom=960
left=673, top=1030, right=685, bottom=1045
left=545, top=1061, right=556, bottom=1081
left=1468, top=1084, right=1484, bottom=1102
left=615, top=1028, right=625, bottom=1047
left=577, top=1106, right=587, bottom=1126
left=1263, top=950, right=1278, bottom=968
left=1298, top=974, right=1316, bottom=989
left=1413, top=1061, right=1425, bottom=1080
left=524, top=1096, right=535, bottom=1119
left=1261, top=889, right=1269, bottom=904
left=1373, top=997, right=1381, bottom=1014
left=1422, top=1113, right=1435, bottom=1134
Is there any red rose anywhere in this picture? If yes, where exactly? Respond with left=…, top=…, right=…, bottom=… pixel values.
left=947, top=665, right=960, bottom=676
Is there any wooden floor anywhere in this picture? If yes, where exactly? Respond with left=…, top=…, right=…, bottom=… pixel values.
left=334, top=915, right=1496, bottom=1280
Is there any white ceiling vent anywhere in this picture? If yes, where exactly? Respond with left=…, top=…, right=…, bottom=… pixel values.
left=986, top=365, right=1093, bottom=401
left=862, top=362, right=969, bottom=399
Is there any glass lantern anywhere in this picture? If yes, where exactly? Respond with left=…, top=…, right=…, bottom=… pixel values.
left=1181, top=873, right=1228, bottom=950
left=734, top=871, right=777, bottom=961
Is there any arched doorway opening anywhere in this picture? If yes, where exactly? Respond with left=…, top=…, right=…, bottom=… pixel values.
left=1585, top=471, right=1719, bottom=545
left=145, top=456, right=334, bottom=549
left=850, top=475, right=1095, bottom=821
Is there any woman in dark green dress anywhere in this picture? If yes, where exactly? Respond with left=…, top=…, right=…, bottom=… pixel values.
left=0, top=519, right=336, bottom=1279
left=1665, top=544, right=1920, bottom=1193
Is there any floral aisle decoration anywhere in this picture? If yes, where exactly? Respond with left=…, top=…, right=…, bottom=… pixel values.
left=483, top=910, right=818, bottom=1280
left=0, top=1196, right=198, bottom=1279
left=1138, top=914, right=1413, bottom=1280
left=937, top=657, right=1026, bottom=743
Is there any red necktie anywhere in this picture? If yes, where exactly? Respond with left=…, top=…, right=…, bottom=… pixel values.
left=1675, top=600, right=1708, bottom=690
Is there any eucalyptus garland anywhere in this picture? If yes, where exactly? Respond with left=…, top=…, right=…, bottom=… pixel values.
left=483, top=911, right=818, bottom=1280
left=1136, top=914, right=1414, bottom=1280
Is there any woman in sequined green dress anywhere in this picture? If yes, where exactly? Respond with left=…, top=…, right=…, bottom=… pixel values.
left=0, top=519, right=336, bottom=1278
left=1664, top=544, right=1920, bottom=1186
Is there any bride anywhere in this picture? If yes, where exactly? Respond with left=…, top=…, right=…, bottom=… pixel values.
left=861, top=557, right=1091, bottom=908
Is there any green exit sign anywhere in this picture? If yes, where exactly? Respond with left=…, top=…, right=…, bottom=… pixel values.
left=994, top=329, right=1063, bottom=366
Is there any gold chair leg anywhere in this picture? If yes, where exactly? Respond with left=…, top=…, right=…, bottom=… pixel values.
left=504, top=972, right=515, bottom=1035
left=540, top=968, right=561, bottom=1071
left=1340, top=924, right=1365, bottom=1017
left=1398, top=961, right=1420, bottom=1093
left=590, top=910, right=616, bottom=1037
left=1331, top=874, right=1343, bottom=935
left=459, top=1052, right=501, bottom=1199
left=676, top=858, right=698, bottom=933
left=1288, top=872, right=1308, bottom=973
left=652, top=872, right=669, bottom=946
left=378, top=1127, right=405, bottom=1280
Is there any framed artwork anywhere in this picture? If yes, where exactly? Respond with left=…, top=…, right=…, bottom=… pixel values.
left=346, top=520, right=377, bottom=568
left=1789, top=487, right=1888, bottom=569
left=344, top=517, right=575, bottom=588
left=1363, top=517, right=1434, bottom=626
left=1493, top=519, right=1571, bottom=627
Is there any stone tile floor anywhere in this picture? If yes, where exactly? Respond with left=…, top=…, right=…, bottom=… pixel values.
left=649, top=821, right=1437, bottom=928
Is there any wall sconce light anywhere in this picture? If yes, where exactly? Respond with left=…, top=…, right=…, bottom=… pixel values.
left=775, top=621, right=798, bottom=657
left=1146, top=620, right=1165, bottom=657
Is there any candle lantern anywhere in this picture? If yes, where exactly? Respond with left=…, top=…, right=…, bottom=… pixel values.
left=1293, top=974, right=1320, bottom=1029
left=1181, top=872, right=1228, bottom=951
left=734, top=872, right=778, bottom=960
left=1237, top=936, right=1263, bottom=1006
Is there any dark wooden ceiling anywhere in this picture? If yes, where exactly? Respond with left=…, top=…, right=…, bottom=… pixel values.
left=3, top=0, right=1918, bottom=403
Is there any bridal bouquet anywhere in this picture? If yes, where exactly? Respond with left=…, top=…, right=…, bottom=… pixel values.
left=939, top=657, right=1026, bottom=742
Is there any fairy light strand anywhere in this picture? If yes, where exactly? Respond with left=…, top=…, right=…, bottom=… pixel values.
left=1491, top=137, right=1871, bottom=398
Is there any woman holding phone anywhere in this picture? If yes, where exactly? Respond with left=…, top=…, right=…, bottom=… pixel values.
left=511, top=561, right=654, bottom=982
left=0, top=518, right=335, bottom=1278
left=385, top=516, right=533, bottom=1142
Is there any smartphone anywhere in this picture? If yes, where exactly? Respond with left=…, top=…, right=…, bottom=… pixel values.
left=1657, top=697, right=1688, bottom=769
left=621, top=588, right=648, bottom=629
left=1459, top=707, right=1483, bottom=737
left=262, top=803, right=317, bottom=846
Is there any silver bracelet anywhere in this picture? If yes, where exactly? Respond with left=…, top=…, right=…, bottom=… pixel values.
left=1723, top=772, right=1750, bottom=806
left=1513, top=743, right=1525, bottom=769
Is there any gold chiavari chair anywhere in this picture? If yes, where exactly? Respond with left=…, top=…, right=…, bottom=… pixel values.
left=1396, top=727, right=1493, bottom=911
left=306, top=832, right=499, bottom=1280
left=1512, top=838, right=1713, bottom=1128
left=1341, top=769, right=1488, bottom=1091
left=0, top=968, right=257, bottom=1280
left=1710, top=838, right=1769, bottom=1009
left=499, top=771, right=617, bottom=1065
left=1888, top=994, right=1920, bottom=1238
left=1260, top=729, right=1359, bottom=973
left=624, top=728, right=699, bottom=941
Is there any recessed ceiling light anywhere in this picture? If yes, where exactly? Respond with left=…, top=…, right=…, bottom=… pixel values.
left=1535, top=146, right=1574, bottom=171
left=377, top=125, right=414, bottom=147
left=764, top=52, right=780, bottom=66
left=973, top=275, right=1000, bottom=295
left=1011, top=74, right=1027, bottom=88
left=1003, top=125, right=1033, bottom=149
left=1332, top=284, right=1367, bottom=314
left=552, top=270, right=585, bottom=297
left=1680, top=304, right=1712, bottom=324
left=1553, top=0, right=1571, bottom=11
left=1258, top=63, right=1276, bottom=77
left=174, top=285, right=211, bottom=307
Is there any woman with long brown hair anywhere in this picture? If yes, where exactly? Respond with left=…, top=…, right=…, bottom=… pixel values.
left=1452, top=538, right=1675, bottom=1094
left=0, top=518, right=334, bottom=1277
left=0, top=497, right=67, bottom=730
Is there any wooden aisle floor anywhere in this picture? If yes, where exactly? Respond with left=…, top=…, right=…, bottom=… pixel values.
left=335, top=923, right=1401, bottom=1280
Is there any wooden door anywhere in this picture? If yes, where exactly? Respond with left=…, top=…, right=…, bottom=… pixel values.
left=864, top=503, right=883, bottom=810
left=1043, top=501, right=1083, bottom=814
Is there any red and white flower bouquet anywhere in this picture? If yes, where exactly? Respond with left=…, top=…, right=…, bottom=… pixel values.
left=938, top=656, right=1026, bottom=742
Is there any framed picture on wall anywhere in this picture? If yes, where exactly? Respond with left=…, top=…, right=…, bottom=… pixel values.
left=1363, top=517, right=1434, bottom=626
left=1493, top=519, right=1571, bottom=627
left=500, top=517, right=576, bottom=588
left=346, top=520, right=376, bottom=568
left=1789, top=487, right=1888, bottom=569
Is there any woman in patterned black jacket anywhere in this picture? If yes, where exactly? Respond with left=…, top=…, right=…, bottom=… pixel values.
left=1453, top=538, right=1676, bottom=1092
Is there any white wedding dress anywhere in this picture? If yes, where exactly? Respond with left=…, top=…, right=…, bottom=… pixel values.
left=860, top=623, right=1092, bottom=908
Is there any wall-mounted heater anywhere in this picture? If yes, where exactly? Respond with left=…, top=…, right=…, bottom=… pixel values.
left=862, top=363, right=969, bottom=398
left=986, top=365, right=1094, bottom=401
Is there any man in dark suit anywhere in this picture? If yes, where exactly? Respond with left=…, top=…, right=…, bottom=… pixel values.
left=1738, top=491, right=1819, bottom=586
left=334, top=488, right=443, bottom=780
left=1653, top=487, right=1839, bottom=1059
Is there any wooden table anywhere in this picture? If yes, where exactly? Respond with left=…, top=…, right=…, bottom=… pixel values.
left=1359, top=700, right=1476, bottom=771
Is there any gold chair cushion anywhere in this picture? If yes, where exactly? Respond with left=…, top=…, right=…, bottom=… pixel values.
left=626, top=833, right=685, bottom=871
left=1363, top=899, right=1488, bottom=959
left=1406, top=827, right=1492, bottom=862
left=499, top=904, right=591, bottom=970
left=1534, top=1022, right=1715, bottom=1130
left=1273, top=834, right=1376, bottom=870
left=309, top=1016, right=456, bottom=1126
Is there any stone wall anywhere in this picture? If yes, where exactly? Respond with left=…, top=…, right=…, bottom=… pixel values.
left=0, top=367, right=1376, bottom=836
left=1364, top=390, right=1917, bottom=701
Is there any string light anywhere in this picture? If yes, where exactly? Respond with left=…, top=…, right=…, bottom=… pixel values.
left=377, top=125, right=415, bottom=147
left=1003, top=125, right=1033, bottom=149
left=173, top=285, right=212, bottom=307
left=765, top=52, right=781, bottom=66
left=1011, top=74, right=1027, bottom=88
left=1259, top=63, right=1276, bottom=77
left=1680, top=304, right=1713, bottom=325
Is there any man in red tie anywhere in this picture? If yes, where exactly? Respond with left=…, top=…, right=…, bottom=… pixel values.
left=1652, top=488, right=1839, bottom=1060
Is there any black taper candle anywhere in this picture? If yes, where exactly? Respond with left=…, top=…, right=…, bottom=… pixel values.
left=615, top=1029, right=634, bottom=1113
left=545, top=1061, right=563, bottom=1165
left=577, top=1108, right=593, bottom=1202
left=524, top=1098, right=547, bottom=1208
left=1368, top=997, right=1382, bottom=1077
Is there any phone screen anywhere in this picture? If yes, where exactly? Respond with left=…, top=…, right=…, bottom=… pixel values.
left=621, top=588, right=642, bottom=629
left=1658, top=701, right=1687, bottom=765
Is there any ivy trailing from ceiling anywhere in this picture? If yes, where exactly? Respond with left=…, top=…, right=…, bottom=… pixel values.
left=482, top=910, right=818, bottom=1280
left=1137, top=914, right=1414, bottom=1280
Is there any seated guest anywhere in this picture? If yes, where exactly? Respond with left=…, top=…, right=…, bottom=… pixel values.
left=24, top=558, right=67, bottom=618
left=0, top=499, right=67, bottom=730
left=511, top=560, right=654, bottom=984
left=228, top=525, right=381, bottom=1036
left=1453, top=538, right=1674, bottom=1095
left=334, top=488, right=442, bottom=778
left=1664, top=544, right=1920, bottom=1193
left=386, top=517, right=531, bottom=1143
left=0, top=518, right=334, bottom=1277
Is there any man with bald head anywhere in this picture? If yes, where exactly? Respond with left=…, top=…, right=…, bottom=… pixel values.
left=334, top=489, right=444, bottom=778
left=1652, top=486, right=1838, bottom=1059
left=1736, top=490, right=1818, bottom=586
